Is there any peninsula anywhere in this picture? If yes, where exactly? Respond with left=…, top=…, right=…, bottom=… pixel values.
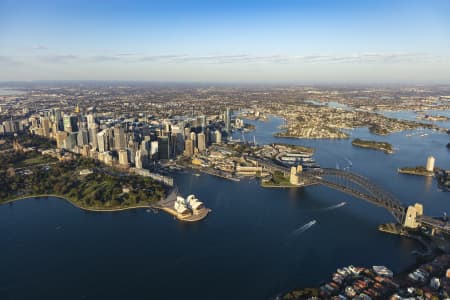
left=398, top=166, right=436, bottom=177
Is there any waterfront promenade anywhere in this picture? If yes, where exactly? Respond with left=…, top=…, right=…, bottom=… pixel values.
left=3, top=192, right=210, bottom=222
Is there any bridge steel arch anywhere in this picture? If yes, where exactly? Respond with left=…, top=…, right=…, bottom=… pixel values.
left=301, top=168, right=407, bottom=223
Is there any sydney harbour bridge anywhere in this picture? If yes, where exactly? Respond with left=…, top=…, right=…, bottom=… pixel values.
left=253, top=158, right=450, bottom=235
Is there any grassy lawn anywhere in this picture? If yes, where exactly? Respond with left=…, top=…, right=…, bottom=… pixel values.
left=18, top=154, right=56, bottom=167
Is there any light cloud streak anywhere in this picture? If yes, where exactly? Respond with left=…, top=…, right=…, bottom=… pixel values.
left=63, top=52, right=439, bottom=65
left=32, top=44, right=48, bottom=50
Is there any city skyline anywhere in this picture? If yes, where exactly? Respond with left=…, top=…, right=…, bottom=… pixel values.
left=1, top=0, right=450, bottom=83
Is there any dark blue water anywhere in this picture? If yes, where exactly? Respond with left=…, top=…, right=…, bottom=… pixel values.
left=1, top=116, right=449, bottom=300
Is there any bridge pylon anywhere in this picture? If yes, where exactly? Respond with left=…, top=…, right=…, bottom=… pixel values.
left=403, top=203, right=424, bottom=229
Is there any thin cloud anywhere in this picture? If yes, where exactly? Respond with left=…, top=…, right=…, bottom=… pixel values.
left=39, top=54, right=79, bottom=63
left=0, top=56, right=23, bottom=66
left=28, top=52, right=444, bottom=65
left=32, top=44, right=48, bottom=50
left=89, top=55, right=122, bottom=62
left=139, top=55, right=187, bottom=62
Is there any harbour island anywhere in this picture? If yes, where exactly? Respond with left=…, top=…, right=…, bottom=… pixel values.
left=351, top=138, right=394, bottom=154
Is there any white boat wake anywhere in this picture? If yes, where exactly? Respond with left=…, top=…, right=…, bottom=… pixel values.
left=309, top=201, right=347, bottom=212
left=292, top=220, right=317, bottom=236
left=321, top=201, right=347, bottom=211
left=344, top=157, right=353, bottom=167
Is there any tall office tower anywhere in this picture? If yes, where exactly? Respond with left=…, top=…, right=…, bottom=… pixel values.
left=51, top=123, right=58, bottom=138
left=205, top=128, right=211, bottom=146
left=215, top=130, right=222, bottom=144
left=224, top=107, right=231, bottom=133
left=40, top=117, right=51, bottom=138
left=114, top=126, right=126, bottom=150
left=140, top=140, right=150, bottom=155
left=168, top=132, right=179, bottom=157
left=174, top=133, right=185, bottom=155
left=64, top=133, right=78, bottom=150
left=157, top=136, right=171, bottom=160
left=197, top=132, right=206, bottom=151
left=97, top=130, right=108, bottom=153
left=190, top=131, right=197, bottom=148
left=184, top=127, right=191, bottom=140
left=63, top=115, right=78, bottom=133
left=150, top=141, right=158, bottom=157
left=77, top=129, right=89, bottom=146
left=107, top=128, right=114, bottom=151
left=55, top=131, right=68, bottom=149
left=163, top=122, right=171, bottom=136
left=53, top=108, right=64, bottom=130
left=89, top=127, right=98, bottom=150
left=135, top=149, right=143, bottom=169
left=200, top=115, right=206, bottom=132
left=118, top=149, right=129, bottom=166
left=87, top=114, right=96, bottom=128
left=184, top=139, right=194, bottom=157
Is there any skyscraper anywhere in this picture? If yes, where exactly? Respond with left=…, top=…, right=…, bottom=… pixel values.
left=63, top=115, right=78, bottom=133
left=135, top=149, right=143, bottom=169
left=53, top=108, right=64, bottom=131
left=215, top=130, right=222, bottom=144
left=184, top=139, right=194, bottom=157
left=114, top=126, right=126, bottom=150
left=157, top=136, right=171, bottom=160
left=201, top=115, right=206, bottom=132
left=197, top=132, right=206, bottom=151
left=97, top=130, right=108, bottom=153
left=118, top=149, right=129, bottom=167
left=190, top=131, right=197, bottom=148
left=224, top=107, right=231, bottom=133
left=77, top=129, right=89, bottom=146
left=89, top=127, right=98, bottom=150
left=87, top=114, right=96, bottom=129
left=40, top=117, right=50, bottom=138
left=150, top=141, right=159, bottom=157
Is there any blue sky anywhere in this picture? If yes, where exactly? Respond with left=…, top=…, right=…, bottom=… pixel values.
left=1, top=0, right=449, bottom=83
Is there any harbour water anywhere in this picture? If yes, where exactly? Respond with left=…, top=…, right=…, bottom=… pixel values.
left=1, top=116, right=449, bottom=300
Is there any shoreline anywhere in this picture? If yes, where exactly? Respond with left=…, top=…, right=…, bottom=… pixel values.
left=1, top=194, right=209, bottom=222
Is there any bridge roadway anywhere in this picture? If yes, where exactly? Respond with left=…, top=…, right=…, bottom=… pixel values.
left=252, top=157, right=450, bottom=232
left=417, top=215, right=450, bottom=234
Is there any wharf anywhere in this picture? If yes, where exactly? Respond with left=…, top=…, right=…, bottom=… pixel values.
left=179, top=163, right=241, bottom=182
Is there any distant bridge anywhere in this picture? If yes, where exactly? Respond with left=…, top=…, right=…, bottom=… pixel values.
left=251, top=157, right=449, bottom=233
